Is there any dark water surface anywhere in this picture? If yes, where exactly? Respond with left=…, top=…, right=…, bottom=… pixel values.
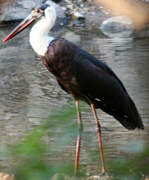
left=0, top=24, right=149, bottom=173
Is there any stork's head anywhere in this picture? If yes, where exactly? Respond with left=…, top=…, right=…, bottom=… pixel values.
left=3, top=3, right=56, bottom=42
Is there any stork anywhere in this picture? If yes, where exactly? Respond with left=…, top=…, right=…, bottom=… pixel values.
left=3, top=3, right=144, bottom=174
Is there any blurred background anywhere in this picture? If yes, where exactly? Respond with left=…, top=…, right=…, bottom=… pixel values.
left=0, top=0, right=149, bottom=179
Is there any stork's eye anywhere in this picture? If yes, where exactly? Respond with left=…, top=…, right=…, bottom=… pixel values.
left=35, top=9, right=40, bottom=13
left=31, top=8, right=42, bottom=17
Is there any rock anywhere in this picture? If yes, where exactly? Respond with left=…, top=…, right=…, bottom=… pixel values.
left=71, top=11, right=85, bottom=20
left=100, top=16, right=134, bottom=38
left=1, top=0, right=65, bottom=22
left=64, top=0, right=85, bottom=20
left=0, top=173, right=15, bottom=180
left=87, top=174, right=112, bottom=180
left=0, top=0, right=13, bottom=22
left=1, top=0, right=42, bottom=22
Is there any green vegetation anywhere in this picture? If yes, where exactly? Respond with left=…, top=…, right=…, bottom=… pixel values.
left=1, top=104, right=149, bottom=179
left=8, top=105, right=81, bottom=180
left=107, top=142, right=149, bottom=180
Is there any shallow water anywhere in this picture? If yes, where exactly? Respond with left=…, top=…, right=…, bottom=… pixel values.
left=0, top=23, right=149, bottom=174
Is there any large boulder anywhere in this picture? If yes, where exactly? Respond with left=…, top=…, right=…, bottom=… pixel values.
left=1, top=0, right=64, bottom=22
left=1, top=0, right=42, bottom=21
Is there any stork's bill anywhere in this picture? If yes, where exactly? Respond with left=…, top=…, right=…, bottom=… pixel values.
left=3, top=7, right=45, bottom=42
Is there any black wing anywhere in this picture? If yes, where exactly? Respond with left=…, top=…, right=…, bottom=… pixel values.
left=71, top=45, right=144, bottom=130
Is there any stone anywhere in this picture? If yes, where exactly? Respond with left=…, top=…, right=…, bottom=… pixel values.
left=100, top=16, right=134, bottom=38
left=1, top=0, right=65, bottom=22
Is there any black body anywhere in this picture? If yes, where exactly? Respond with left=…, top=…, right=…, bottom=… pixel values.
left=41, top=38, right=144, bottom=130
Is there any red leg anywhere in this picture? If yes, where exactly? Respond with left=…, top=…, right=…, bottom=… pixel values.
left=75, top=134, right=81, bottom=173
left=90, top=103, right=105, bottom=174
left=74, top=100, right=83, bottom=174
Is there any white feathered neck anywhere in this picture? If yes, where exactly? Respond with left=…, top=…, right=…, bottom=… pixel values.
left=29, top=6, right=56, bottom=56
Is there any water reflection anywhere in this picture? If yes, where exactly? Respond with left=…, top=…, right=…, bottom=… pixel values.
left=0, top=24, right=149, bottom=172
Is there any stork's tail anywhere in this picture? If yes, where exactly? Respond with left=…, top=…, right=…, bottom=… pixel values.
left=114, top=97, right=144, bottom=130
left=94, top=96, right=144, bottom=130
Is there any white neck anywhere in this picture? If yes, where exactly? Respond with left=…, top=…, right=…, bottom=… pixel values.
left=29, top=7, right=56, bottom=56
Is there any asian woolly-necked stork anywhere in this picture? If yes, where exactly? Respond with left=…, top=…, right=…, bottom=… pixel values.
left=3, top=3, right=144, bottom=174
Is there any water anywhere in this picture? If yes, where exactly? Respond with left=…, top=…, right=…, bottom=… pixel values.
left=0, top=23, right=149, bottom=174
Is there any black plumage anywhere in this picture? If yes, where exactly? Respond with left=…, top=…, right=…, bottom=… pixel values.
left=41, top=38, right=144, bottom=130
